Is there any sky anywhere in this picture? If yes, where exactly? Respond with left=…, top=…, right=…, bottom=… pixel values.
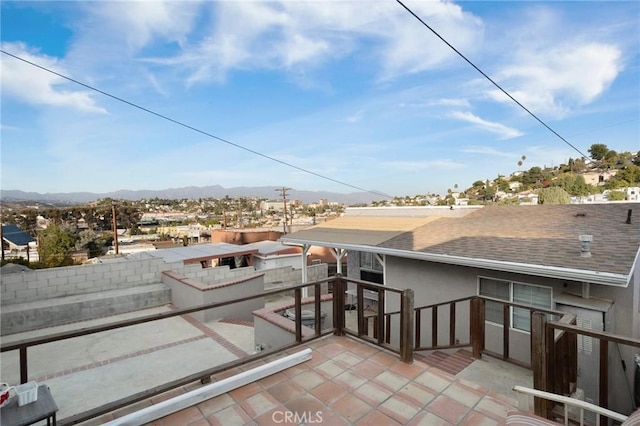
left=1, top=0, right=639, bottom=199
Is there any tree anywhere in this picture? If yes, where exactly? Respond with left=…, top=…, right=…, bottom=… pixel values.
left=588, top=143, right=609, bottom=161
left=38, top=224, right=77, bottom=268
left=538, top=187, right=571, bottom=204
left=617, top=164, right=640, bottom=184
left=608, top=191, right=626, bottom=201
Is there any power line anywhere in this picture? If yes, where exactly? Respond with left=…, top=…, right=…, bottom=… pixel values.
left=0, top=49, right=393, bottom=200
left=395, top=0, right=594, bottom=162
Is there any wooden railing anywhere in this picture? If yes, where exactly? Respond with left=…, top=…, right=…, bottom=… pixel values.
left=0, top=275, right=415, bottom=424
left=413, top=296, right=567, bottom=368
left=531, top=312, right=640, bottom=421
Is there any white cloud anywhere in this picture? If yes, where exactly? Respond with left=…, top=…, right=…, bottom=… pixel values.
left=460, top=146, right=513, bottom=158
left=158, top=1, right=483, bottom=85
left=488, top=41, right=621, bottom=117
left=381, top=159, right=465, bottom=172
left=450, top=111, right=523, bottom=139
left=1, top=42, right=106, bottom=113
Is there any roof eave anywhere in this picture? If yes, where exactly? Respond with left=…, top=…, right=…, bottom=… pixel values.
left=281, top=237, right=631, bottom=288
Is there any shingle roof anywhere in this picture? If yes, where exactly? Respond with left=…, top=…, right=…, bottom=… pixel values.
left=1, top=224, right=35, bottom=246
left=380, top=203, right=640, bottom=276
left=283, top=204, right=640, bottom=280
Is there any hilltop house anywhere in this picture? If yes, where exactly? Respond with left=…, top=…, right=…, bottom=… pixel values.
left=281, top=203, right=640, bottom=415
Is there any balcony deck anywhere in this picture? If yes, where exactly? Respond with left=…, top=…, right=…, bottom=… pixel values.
left=86, top=334, right=521, bottom=425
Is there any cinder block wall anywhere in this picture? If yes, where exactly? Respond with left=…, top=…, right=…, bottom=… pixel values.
left=0, top=258, right=181, bottom=306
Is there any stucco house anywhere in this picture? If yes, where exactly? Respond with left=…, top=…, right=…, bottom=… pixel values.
left=281, top=203, right=640, bottom=415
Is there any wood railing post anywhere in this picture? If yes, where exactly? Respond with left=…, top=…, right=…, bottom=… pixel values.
left=400, top=289, right=414, bottom=364
left=531, top=312, right=552, bottom=419
left=332, top=276, right=345, bottom=336
left=599, top=339, right=609, bottom=409
left=470, top=298, right=485, bottom=359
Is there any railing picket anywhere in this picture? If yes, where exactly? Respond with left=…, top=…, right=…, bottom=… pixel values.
left=377, top=289, right=384, bottom=344
left=503, top=303, right=510, bottom=360
left=357, top=286, right=365, bottom=337
left=449, top=302, right=456, bottom=346
left=432, top=306, right=438, bottom=348
left=314, top=284, right=321, bottom=336
left=415, top=309, right=421, bottom=349
left=599, top=340, right=609, bottom=409
left=19, top=347, right=27, bottom=384
left=294, top=288, right=302, bottom=343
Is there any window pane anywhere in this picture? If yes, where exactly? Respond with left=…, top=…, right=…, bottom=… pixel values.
left=479, top=278, right=509, bottom=325
left=513, top=284, right=551, bottom=331
left=360, top=252, right=372, bottom=269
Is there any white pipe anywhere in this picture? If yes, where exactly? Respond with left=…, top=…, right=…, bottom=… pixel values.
left=105, top=349, right=312, bottom=426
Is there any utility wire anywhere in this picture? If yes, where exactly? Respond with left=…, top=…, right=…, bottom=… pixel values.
left=1, top=49, right=393, bottom=200
left=396, top=0, right=594, bottom=162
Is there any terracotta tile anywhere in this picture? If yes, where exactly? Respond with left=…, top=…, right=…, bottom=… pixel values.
left=197, top=393, right=237, bottom=417
left=426, top=395, right=471, bottom=424
left=258, top=371, right=288, bottom=389
left=305, top=350, right=329, bottom=367
left=315, top=342, right=346, bottom=357
left=334, top=370, right=368, bottom=391
left=442, top=381, right=485, bottom=407
left=315, top=360, right=347, bottom=379
left=331, top=394, right=374, bottom=422
left=340, top=340, right=380, bottom=358
left=281, top=362, right=309, bottom=378
left=396, top=382, right=437, bottom=407
left=229, top=382, right=262, bottom=402
left=378, top=394, right=422, bottom=424
left=351, top=359, right=387, bottom=379
left=267, top=380, right=306, bottom=403
left=406, top=410, right=454, bottom=426
left=254, top=406, right=295, bottom=426
left=309, top=380, right=348, bottom=405
left=457, top=378, right=489, bottom=394
left=186, top=420, right=211, bottom=426
left=488, top=390, right=518, bottom=407
left=356, top=409, right=402, bottom=426
left=290, top=370, right=326, bottom=390
left=314, top=408, right=350, bottom=426
left=207, top=404, right=253, bottom=426
left=239, top=391, right=280, bottom=418
left=474, top=395, right=515, bottom=422
left=333, top=350, right=363, bottom=368
left=354, top=381, right=394, bottom=407
left=460, top=410, right=502, bottom=426
left=284, top=394, right=326, bottom=414
left=389, top=360, right=425, bottom=379
left=414, top=369, right=453, bottom=393
left=374, top=370, right=410, bottom=392
left=369, top=351, right=398, bottom=368
left=156, top=406, right=204, bottom=425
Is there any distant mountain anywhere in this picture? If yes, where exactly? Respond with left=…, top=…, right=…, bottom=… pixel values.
left=0, top=186, right=383, bottom=205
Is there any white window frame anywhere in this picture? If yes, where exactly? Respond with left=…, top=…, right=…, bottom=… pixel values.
left=477, top=276, right=553, bottom=333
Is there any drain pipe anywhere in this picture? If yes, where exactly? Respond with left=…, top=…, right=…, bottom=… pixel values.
left=105, top=349, right=312, bottom=426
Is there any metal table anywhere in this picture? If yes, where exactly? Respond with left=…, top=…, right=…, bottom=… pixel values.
left=0, top=385, right=58, bottom=426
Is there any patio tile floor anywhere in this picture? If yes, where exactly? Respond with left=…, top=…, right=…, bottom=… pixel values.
left=102, top=335, right=520, bottom=425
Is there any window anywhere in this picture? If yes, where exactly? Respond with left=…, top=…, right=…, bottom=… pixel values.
left=479, top=278, right=509, bottom=325
left=359, top=252, right=383, bottom=284
left=478, top=277, right=552, bottom=332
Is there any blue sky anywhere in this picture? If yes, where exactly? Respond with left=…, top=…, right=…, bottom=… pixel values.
left=1, top=1, right=638, bottom=198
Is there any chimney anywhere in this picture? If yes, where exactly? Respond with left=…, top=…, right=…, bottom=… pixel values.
left=626, top=209, right=632, bottom=224
left=579, top=235, right=592, bottom=258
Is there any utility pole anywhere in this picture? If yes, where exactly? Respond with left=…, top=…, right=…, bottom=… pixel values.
left=111, top=201, right=119, bottom=255
left=275, top=187, right=291, bottom=234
